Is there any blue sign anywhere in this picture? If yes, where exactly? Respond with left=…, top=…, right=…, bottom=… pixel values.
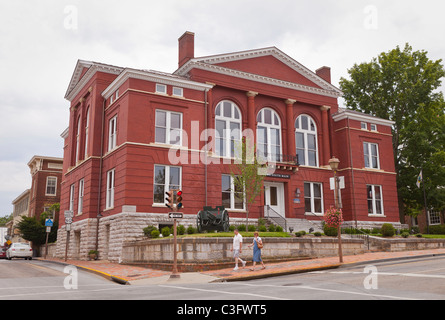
left=45, top=219, right=53, bottom=227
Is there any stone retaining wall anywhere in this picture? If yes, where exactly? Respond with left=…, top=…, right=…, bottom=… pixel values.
left=121, top=236, right=365, bottom=266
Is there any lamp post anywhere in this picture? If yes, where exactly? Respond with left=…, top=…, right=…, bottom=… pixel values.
left=329, top=156, right=343, bottom=263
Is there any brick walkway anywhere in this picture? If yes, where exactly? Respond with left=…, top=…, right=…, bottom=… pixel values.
left=39, top=248, right=445, bottom=284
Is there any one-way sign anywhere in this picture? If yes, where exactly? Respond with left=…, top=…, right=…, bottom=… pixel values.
left=168, top=212, right=183, bottom=219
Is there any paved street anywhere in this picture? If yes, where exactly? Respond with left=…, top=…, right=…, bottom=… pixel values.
left=1, top=255, right=445, bottom=300
left=0, top=259, right=118, bottom=300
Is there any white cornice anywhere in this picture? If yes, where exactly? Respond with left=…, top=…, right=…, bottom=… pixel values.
left=332, top=108, right=395, bottom=127
left=65, top=60, right=123, bottom=101
left=177, top=61, right=342, bottom=98
left=102, top=68, right=214, bottom=99
left=174, top=47, right=343, bottom=98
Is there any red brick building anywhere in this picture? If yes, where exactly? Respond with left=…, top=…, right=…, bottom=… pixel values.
left=27, top=155, right=63, bottom=220
left=57, top=32, right=402, bottom=261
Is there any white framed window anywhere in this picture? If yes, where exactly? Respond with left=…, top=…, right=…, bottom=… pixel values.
left=78, top=179, right=84, bottom=214
left=295, top=114, right=318, bottom=167
left=364, top=142, right=380, bottom=169
left=367, top=185, right=384, bottom=215
left=75, top=116, right=81, bottom=163
left=155, top=110, right=182, bottom=145
left=304, top=182, right=323, bottom=215
left=153, top=165, right=181, bottom=204
left=221, top=175, right=245, bottom=210
left=84, top=108, right=90, bottom=158
left=215, top=101, right=242, bottom=158
left=106, top=169, right=115, bottom=209
left=108, top=115, right=117, bottom=151
left=257, top=108, right=282, bottom=162
left=428, top=211, right=441, bottom=225
left=69, top=184, right=75, bottom=212
left=156, top=83, right=167, bottom=94
left=172, top=87, right=183, bottom=97
left=370, top=124, right=377, bottom=131
left=361, top=122, right=367, bottom=130
left=46, top=177, right=57, bottom=196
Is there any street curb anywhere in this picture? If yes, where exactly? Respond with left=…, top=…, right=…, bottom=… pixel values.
left=35, top=258, right=130, bottom=285
left=215, top=264, right=342, bottom=282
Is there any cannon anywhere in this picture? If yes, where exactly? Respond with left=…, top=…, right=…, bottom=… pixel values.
left=197, top=206, right=230, bottom=233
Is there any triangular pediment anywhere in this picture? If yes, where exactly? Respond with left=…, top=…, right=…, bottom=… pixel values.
left=174, top=47, right=342, bottom=98
left=65, top=60, right=123, bottom=101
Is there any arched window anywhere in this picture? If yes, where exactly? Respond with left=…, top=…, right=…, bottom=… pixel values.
left=215, top=100, right=242, bottom=157
left=295, top=114, right=318, bottom=166
left=84, top=107, right=90, bottom=158
left=256, top=108, right=282, bottom=162
left=75, top=116, right=81, bottom=163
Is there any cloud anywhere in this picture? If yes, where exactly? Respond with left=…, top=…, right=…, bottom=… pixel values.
left=0, top=0, right=444, bottom=217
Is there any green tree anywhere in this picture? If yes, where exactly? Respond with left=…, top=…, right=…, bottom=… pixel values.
left=231, top=138, right=266, bottom=231
left=17, top=204, right=59, bottom=246
left=339, top=43, right=445, bottom=219
left=0, top=213, right=12, bottom=227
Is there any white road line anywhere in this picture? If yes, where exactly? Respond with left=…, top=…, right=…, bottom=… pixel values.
left=233, top=283, right=420, bottom=300
left=158, top=284, right=290, bottom=300
left=316, top=270, right=445, bottom=279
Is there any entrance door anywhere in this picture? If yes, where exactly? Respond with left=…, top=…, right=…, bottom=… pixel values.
left=264, top=182, right=285, bottom=217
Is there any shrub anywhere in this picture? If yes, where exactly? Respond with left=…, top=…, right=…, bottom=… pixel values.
left=248, top=224, right=256, bottom=232
left=143, top=225, right=158, bottom=237
left=161, top=226, right=172, bottom=237
left=229, top=225, right=236, bottom=232
left=416, top=233, right=423, bottom=238
left=186, top=226, right=196, bottom=234
left=177, top=225, right=185, bottom=235
left=258, top=218, right=266, bottom=226
left=295, top=231, right=302, bottom=237
left=401, top=232, right=410, bottom=238
left=298, top=230, right=306, bottom=235
left=314, top=232, right=322, bottom=237
left=371, top=227, right=381, bottom=234
left=259, top=225, right=267, bottom=232
left=151, top=229, right=160, bottom=238
left=238, top=224, right=246, bottom=232
left=323, top=224, right=338, bottom=237
left=381, top=223, right=395, bottom=237
left=428, top=224, right=445, bottom=235
left=276, top=225, right=283, bottom=232
left=268, top=224, right=276, bottom=232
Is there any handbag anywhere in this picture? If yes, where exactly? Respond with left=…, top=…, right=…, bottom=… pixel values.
left=256, top=238, right=263, bottom=249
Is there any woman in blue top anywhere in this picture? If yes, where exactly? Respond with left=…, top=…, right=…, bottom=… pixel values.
left=248, top=231, right=266, bottom=271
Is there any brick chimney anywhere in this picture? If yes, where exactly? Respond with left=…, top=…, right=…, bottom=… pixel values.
left=316, top=66, right=331, bottom=83
left=178, top=31, right=195, bottom=68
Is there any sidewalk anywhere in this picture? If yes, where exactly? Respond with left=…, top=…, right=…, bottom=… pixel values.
left=39, top=248, right=445, bottom=285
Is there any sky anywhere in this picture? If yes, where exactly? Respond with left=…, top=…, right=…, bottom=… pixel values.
left=1, top=0, right=444, bottom=217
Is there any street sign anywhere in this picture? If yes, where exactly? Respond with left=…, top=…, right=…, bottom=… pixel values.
left=65, top=217, right=73, bottom=224
left=46, top=226, right=51, bottom=233
left=168, top=212, right=183, bottom=219
left=45, top=219, right=54, bottom=227
left=330, top=176, right=345, bottom=190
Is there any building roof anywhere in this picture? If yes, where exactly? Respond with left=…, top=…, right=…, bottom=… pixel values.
left=174, top=46, right=343, bottom=98
left=332, top=108, right=395, bottom=126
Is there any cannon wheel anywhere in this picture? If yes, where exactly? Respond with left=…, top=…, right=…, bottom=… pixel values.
left=222, top=211, right=229, bottom=232
left=197, top=211, right=203, bottom=233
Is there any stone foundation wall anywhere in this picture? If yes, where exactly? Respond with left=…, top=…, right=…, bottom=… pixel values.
left=121, top=237, right=366, bottom=265
left=55, top=206, right=257, bottom=262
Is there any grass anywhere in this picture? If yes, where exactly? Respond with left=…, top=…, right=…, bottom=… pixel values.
left=419, top=234, right=445, bottom=239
